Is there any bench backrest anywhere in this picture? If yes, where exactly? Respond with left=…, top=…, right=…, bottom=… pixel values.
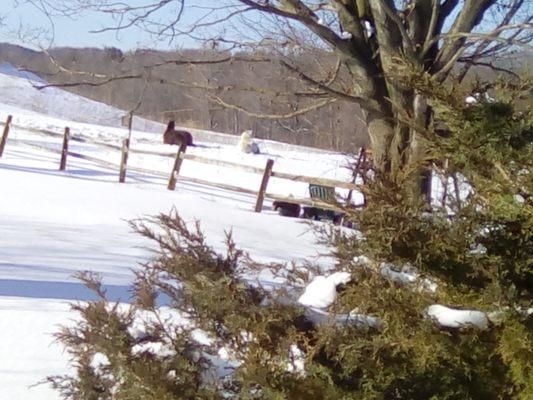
left=308, top=184, right=336, bottom=202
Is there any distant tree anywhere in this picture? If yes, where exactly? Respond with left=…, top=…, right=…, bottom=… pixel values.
left=46, top=76, right=532, bottom=399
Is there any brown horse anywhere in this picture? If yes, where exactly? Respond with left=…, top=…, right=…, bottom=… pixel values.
left=163, top=121, right=195, bottom=147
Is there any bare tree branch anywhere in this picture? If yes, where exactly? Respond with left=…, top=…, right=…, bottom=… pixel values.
left=433, top=0, right=497, bottom=80
left=457, top=59, right=521, bottom=79
left=209, top=94, right=338, bottom=120
left=277, top=59, right=375, bottom=110
left=457, top=0, right=528, bottom=82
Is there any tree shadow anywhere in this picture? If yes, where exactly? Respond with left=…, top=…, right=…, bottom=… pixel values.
left=0, top=278, right=171, bottom=305
left=0, top=278, right=132, bottom=302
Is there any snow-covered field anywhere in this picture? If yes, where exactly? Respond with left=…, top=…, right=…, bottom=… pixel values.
left=0, top=69, right=352, bottom=398
left=0, top=65, right=498, bottom=398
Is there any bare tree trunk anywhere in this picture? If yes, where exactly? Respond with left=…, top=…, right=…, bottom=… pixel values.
left=363, top=90, right=432, bottom=203
left=365, top=111, right=395, bottom=174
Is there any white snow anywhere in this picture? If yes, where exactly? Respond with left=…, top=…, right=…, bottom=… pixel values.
left=0, top=70, right=352, bottom=398
left=297, top=271, right=351, bottom=309
left=303, top=306, right=381, bottom=329
left=90, top=352, right=111, bottom=373
left=0, top=71, right=161, bottom=132
left=0, top=296, right=72, bottom=399
left=0, top=68, right=494, bottom=399
left=427, top=304, right=489, bottom=330
left=363, top=20, right=374, bottom=38
left=346, top=309, right=381, bottom=328
left=465, top=92, right=495, bottom=105
left=352, top=257, right=437, bottom=293
left=286, top=344, right=306, bottom=374
left=340, top=31, right=353, bottom=39
left=379, top=262, right=416, bottom=284
left=296, top=264, right=381, bottom=329
left=379, top=263, right=438, bottom=293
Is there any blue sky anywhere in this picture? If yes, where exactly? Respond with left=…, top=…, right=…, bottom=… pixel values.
left=2, top=0, right=208, bottom=50
left=2, top=1, right=521, bottom=53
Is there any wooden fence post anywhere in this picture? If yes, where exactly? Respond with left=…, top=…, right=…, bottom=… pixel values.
left=0, top=115, right=13, bottom=158
left=255, top=158, right=274, bottom=212
left=168, top=142, right=187, bottom=190
left=119, top=138, right=130, bottom=183
left=59, top=127, right=70, bottom=170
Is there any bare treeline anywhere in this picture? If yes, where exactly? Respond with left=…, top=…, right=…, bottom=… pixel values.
left=0, top=43, right=369, bottom=151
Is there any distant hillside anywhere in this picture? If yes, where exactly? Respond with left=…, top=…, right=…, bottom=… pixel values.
left=1, top=43, right=529, bottom=152
left=0, top=43, right=369, bottom=152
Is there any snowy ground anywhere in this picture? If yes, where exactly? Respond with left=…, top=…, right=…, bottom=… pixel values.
left=0, top=65, right=486, bottom=398
left=0, top=70, right=351, bottom=397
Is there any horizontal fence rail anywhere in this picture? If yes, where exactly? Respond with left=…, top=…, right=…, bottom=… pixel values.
left=0, top=116, right=366, bottom=215
left=270, top=171, right=359, bottom=190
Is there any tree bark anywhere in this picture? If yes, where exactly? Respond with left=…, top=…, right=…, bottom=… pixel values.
left=365, top=111, right=394, bottom=174
left=362, top=86, right=432, bottom=203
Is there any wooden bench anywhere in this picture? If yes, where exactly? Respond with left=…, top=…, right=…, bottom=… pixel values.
left=302, top=184, right=344, bottom=224
left=271, top=147, right=371, bottom=223
left=272, top=184, right=344, bottom=224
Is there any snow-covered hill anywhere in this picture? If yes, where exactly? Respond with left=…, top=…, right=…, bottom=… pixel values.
left=0, top=62, right=45, bottom=82
left=0, top=69, right=349, bottom=398
left=0, top=68, right=163, bottom=132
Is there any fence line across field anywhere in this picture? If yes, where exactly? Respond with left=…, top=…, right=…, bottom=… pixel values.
left=7, top=137, right=268, bottom=198
left=0, top=115, right=362, bottom=213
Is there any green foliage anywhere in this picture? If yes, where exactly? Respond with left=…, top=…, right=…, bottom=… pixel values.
left=50, top=80, right=531, bottom=399
left=334, top=79, right=532, bottom=398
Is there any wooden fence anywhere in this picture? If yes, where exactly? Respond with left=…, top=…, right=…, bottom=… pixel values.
left=0, top=115, right=366, bottom=213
